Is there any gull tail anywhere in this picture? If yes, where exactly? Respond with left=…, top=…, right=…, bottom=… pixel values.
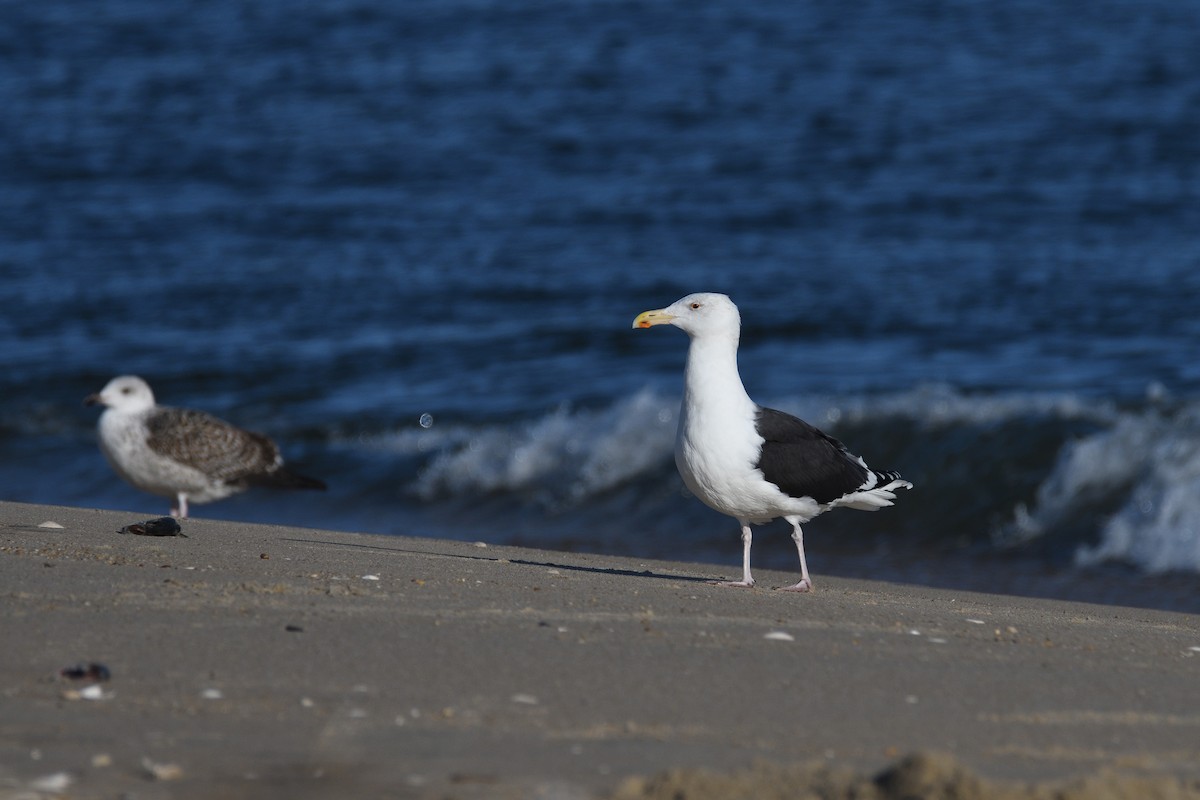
left=831, top=470, right=912, bottom=511
left=247, top=467, right=327, bottom=491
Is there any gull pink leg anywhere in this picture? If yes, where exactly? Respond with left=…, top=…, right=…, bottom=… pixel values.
left=717, top=521, right=756, bottom=588
left=172, top=493, right=189, bottom=520
left=778, top=519, right=813, bottom=592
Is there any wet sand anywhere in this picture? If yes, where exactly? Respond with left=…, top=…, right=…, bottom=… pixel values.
left=2, top=500, right=1199, bottom=799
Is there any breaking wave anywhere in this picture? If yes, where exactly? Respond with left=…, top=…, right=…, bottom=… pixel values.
left=410, top=389, right=678, bottom=508
left=353, top=383, right=1200, bottom=575
left=1008, top=400, right=1200, bottom=574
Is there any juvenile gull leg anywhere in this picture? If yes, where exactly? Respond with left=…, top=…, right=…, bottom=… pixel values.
left=172, top=493, right=189, bottom=520
left=717, top=521, right=756, bottom=588
left=778, top=519, right=813, bottom=592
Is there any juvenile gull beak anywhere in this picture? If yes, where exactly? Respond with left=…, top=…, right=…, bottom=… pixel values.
left=632, top=308, right=677, bottom=329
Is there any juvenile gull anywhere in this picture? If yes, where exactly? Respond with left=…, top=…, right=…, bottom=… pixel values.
left=85, top=375, right=325, bottom=518
left=633, top=293, right=912, bottom=592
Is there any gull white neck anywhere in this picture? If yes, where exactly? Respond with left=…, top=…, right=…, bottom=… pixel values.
left=682, top=334, right=754, bottom=419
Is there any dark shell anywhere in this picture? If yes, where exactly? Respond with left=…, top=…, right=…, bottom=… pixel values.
left=117, top=517, right=185, bottom=537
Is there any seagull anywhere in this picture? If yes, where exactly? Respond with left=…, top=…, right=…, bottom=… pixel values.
left=85, top=375, right=326, bottom=518
left=633, top=293, right=912, bottom=592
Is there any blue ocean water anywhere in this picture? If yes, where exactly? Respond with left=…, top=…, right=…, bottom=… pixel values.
left=3, top=0, right=1200, bottom=609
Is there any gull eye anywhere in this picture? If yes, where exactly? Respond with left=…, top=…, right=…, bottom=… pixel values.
left=690, top=302, right=701, bottom=309
left=121, top=387, right=132, bottom=394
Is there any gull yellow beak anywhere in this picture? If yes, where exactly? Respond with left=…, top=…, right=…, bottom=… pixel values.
left=632, top=309, right=676, bottom=329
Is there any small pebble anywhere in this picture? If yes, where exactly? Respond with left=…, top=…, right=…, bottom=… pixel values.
left=29, top=772, right=73, bottom=793
left=201, top=688, right=223, bottom=700
left=965, top=619, right=985, bottom=624
left=511, top=693, right=539, bottom=705
left=142, top=758, right=184, bottom=781
left=361, top=574, right=380, bottom=581
left=61, top=685, right=105, bottom=701
left=78, top=684, right=110, bottom=701
left=763, top=631, right=795, bottom=641
left=37, top=521, right=64, bottom=529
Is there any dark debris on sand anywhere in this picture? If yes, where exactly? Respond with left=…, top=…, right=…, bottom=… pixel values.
left=611, top=752, right=1200, bottom=800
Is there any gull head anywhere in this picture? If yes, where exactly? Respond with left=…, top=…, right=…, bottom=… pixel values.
left=632, top=292, right=741, bottom=340
left=85, top=375, right=157, bottom=413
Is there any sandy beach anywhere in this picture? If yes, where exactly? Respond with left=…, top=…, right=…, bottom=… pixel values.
left=2, top=500, right=1199, bottom=799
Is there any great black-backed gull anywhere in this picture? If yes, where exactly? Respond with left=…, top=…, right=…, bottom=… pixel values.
left=85, top=375, right=326, bottom=518
left=633, top=293, right=912, bottom=592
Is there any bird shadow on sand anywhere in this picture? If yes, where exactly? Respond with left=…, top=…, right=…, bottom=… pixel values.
left=508, top=557, right=718, bottom=584
left=279, top=536, right=717, bottom=584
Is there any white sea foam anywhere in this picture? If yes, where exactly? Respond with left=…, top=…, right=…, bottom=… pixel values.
left=409, top=388, right=678, bottom=507
left=1009, top=403, right=1200, bottom=574
left=1007, top=414, right=1165, bottom=542
left=1073, top=407, right=1200, bottom=573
